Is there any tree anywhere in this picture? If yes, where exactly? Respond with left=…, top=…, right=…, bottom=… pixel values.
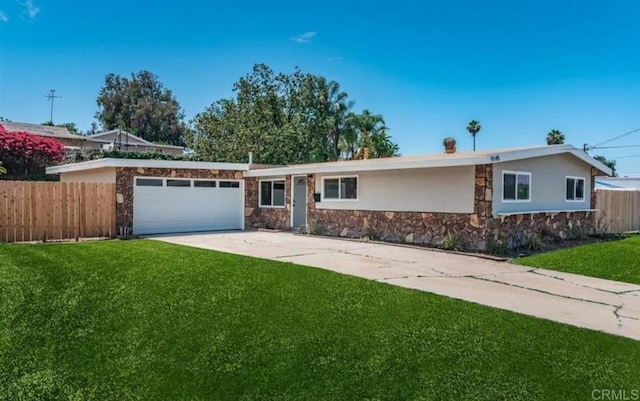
left=0, top=125, right=65, bottom=179
left=594, top=155, right=618, bottom=177
left=0, top=161, right=6, bottom=176
left=0, top=117, right=12, bottom=122
left=188, top=64, right=400, bottom=164
left=95, top=70, right=187, bottom=145
left=546, top=129, right=565, bottom=145
left=350, top=110, right=399, bottom=159
left=466, top=120, right=481, bottom=151
left=42, top=121, right=81, bottom=135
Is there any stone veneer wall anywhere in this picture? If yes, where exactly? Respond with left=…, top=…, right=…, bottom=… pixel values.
left=305, top=165, right=494, bottom=249
left=244, top=176, right=291, bottom=230
left=115, top=167, right=243, bottom=234
left=487, top=211, right=595, bottom=247
left=304, top=163, right=597, bottom=251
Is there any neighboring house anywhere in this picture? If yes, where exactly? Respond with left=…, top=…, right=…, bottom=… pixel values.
left=595, top=176, right=640, bottom=190
left=1, top=122, right=184, bottom=155
left=85, top=130, right=184, bottom=155
left=46, top=143, right=611, bottom=250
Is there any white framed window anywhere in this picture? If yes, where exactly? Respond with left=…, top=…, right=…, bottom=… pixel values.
left=566, top=176, right=586, bottom=202
left=259, top=179, right=286, bottom=207
left=502, top=171, right=531, bottom=202
left=322, top=176, right=358, bottom=200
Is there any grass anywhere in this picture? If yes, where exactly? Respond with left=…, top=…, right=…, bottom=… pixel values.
left=515, top=234, right=640, bottom=284
left=0, top=240, right=639, bottom=401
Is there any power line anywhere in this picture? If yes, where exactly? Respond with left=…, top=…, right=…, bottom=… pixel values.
left=588, top=144, right=640, bottom=150
left=613, top=154, right=640, bottom=159
left=592, top=128, right=640, bottom=148
left=44, top=89, right=61, bottom=123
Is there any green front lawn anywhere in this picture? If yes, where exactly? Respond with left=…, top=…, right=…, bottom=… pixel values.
left=515, top=235, right=640, bottom=284
left=1, top=240, right=639, bottom=401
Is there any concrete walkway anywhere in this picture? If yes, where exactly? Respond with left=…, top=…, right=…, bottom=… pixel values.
left=151, top=231, right=640, bottom=340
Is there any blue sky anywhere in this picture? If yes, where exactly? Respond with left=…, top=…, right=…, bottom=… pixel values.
left=1, top=0, right=639, bottom=174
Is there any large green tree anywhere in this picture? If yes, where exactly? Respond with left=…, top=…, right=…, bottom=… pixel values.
left=546, top=129, right=565, bottom=145
left=594, top=155, right=618, bottom=177
left=188, top=64, right=399, bottom=164
left=95, top=71, right=187, bottom=145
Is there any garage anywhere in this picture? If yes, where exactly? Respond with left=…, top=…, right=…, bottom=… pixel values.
left=133, top=177, right=243, bottom=235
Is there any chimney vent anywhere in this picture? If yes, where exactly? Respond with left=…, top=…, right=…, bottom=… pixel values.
left=363, top=147, right=370, bottom=160
left=443, top=137, right=457, bottom=154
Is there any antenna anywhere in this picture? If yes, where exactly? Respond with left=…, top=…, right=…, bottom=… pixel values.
left=44, top=89, right=61, bottom=123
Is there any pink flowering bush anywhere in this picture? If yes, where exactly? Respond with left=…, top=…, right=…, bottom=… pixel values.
left=0, top=124, right=65, bottom=179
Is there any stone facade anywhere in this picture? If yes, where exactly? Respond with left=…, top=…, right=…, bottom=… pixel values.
left=302, top=163, right=596, bottom=251
left=488, top=211, right=595, bottom=247
left=244, top=177, right=291, bottom=230
left=305, top=164, right=494, bottom=249
left=115, top=167, right=242, bottom=234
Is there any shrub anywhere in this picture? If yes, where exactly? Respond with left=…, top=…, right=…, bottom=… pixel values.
left=0, top=125, right=65, bottom=179
left=486, top=238, right=511, bottom=256
left=439, top=232, right=465, bottom=252
left=307, top=222, right=325, bottom=236
left=526, top=234, right=546, bottom=251
left=569, top=225, right=587, bottom=241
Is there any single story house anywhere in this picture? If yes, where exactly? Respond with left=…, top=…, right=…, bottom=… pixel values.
left=46, top=144, right=611, bottom=250
left=1, top=122, right=183, bottom=155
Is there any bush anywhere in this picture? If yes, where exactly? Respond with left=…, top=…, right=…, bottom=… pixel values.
left=0, top=125, right=65, bottom=179
left=73, top=149, right=201, bottom=162
left=486, top=238, right=511, bottom=256
left=439, top=232, right=465, bottom=251
left=526, top=234, right=546, bottom=251
left=569, top=225, right=587, bottom=241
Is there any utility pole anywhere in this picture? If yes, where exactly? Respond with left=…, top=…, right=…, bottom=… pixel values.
left=44, top=89, right=61, bottom=124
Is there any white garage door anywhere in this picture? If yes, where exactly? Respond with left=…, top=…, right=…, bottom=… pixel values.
left=133, top=177, right=243, bottom=235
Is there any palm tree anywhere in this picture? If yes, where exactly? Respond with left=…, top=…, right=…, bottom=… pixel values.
left=353, top=110, right=386, bottom=159
left=546, top=129, right=565, bottom=145
left=317, top=77, right=353, bottom=160
left=466, top=120, right=481, bottom=151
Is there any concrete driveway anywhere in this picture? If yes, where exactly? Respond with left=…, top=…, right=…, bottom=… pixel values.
left=151, top=231, right=640, bottom=341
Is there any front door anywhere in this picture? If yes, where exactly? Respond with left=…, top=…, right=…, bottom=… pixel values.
left=292, top=176, right=307, bottom=228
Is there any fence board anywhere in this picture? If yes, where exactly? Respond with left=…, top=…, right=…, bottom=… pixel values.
left=0, top=181, right=6, bottom=242
left=0, top=181, right=116, bottom=243
left=596, top=189, right=640, bottom=233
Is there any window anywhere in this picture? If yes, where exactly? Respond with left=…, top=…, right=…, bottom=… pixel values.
left=167, top=179, right=191, bottom=187
left=136, top=178, right=163, bottom=187
left=260, top=180, right=286, bottom=207
left=219, top=181, right=240, bottom=188
left=566, top=177, right=585, bottom=201
left=323, top=176, right=358, bottom=200
left=194, top=180, right=217, bottom=188
left=502, top=171, right=530, bottom=202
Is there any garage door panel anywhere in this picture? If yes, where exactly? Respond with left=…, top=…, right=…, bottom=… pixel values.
left=133, top=178, right=243, bottom=235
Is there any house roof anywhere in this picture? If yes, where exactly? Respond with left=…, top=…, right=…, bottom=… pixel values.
left=46, top=158, right=249, bottom=174
left=0, top=122, right=85, bottom=140
left=87, top=130, right=184, bottom=150
left=595, top=177, right=640, bottom=190
left=244, top=144, right=613, bottom=177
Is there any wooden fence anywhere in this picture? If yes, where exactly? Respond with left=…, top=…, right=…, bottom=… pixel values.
left=0, top=181, right=116, bottom=243
left=596, top=189, right=640, bottom=234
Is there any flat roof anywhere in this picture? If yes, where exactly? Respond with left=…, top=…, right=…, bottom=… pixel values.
left=244, top=144, right=613, bottom=177
left=46, top=158, right=249, bottom=174
left=47, top=144, right=613, bottom=177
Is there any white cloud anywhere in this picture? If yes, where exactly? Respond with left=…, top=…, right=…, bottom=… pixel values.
left=0, top=12, right=8, bottom=22
left=290, top=31, right=316, bottom=44
left=24, top=0, right=39, bottom=18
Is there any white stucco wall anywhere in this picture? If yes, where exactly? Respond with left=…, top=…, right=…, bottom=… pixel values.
left=313, top=166, right=475, bottom=213
left=493, top=153, right=592, bottom=215
left=59, top=167, right=116, bottom=183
